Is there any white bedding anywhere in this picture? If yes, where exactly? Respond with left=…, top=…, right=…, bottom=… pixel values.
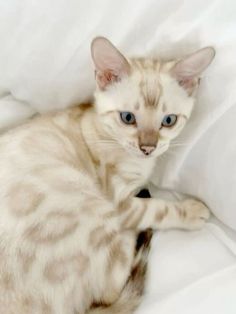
left=137, top=201, right=236, bottom=313
left=0, top=0, right=236, bottom=313
left=138, top=225, right=236, bottom=314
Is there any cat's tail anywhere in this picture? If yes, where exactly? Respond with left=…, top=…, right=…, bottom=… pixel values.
left=88, top=229, right=153, bottom=314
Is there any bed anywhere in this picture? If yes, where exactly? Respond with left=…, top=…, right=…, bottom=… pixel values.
left=0, top=0, right=235, bottom=313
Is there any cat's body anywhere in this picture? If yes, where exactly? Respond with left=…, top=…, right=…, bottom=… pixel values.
left=0, top=38, right=215, bottom=314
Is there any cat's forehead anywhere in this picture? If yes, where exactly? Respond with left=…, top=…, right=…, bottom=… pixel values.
left=129, top=58, right=165, bottom=110
left=128, top=58, right=191, bottom=114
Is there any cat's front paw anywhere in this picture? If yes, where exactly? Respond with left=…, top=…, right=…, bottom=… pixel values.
left=177, top=199, right=210, bottom=230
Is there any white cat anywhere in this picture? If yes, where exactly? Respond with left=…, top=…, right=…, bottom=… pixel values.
left=0, top=37, right=215, bottom=314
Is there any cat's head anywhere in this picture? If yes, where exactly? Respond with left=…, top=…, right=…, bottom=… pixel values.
left=91, top=37, right=215, bottom=158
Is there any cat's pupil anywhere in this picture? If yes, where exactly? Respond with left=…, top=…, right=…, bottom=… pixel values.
left=166, top=116, right=171, bottom=124
left=126, top=114, right=131, bottom=121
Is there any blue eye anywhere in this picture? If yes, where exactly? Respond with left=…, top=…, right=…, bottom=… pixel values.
left=162, top=114, right=177, bottom=127
left=120, top=112, right=136, bottom=125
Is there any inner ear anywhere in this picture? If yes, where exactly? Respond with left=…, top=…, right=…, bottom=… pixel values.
left=91, top=36, right=131, bottom=90
left=171, top=47, right=215, bottom=94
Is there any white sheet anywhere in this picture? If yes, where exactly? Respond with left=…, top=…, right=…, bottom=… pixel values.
left=0, top=0, right=236, bottom=313
left=137, top=220, right=236, bottom=314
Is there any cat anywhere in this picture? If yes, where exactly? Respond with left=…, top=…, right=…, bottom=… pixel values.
left=0, top=37, right=215, bottom=314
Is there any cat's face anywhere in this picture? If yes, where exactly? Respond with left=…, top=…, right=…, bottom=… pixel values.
left=91, top=37, right=215, bottom=159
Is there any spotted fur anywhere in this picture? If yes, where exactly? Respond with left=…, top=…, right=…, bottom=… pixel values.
left=0, top=37, right=215, bottom=314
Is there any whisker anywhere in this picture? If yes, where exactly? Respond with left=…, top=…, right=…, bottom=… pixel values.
left=91, top=142, right=118, bottom=145
left=170, top=143, right=189, bottom=148
left=171, top=140, right=190, bottom=145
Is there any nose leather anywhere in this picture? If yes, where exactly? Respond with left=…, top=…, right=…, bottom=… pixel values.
left=140, top=145, right=156, bottom=155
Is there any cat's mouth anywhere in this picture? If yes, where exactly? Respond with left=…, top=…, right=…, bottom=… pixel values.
left=123, top=141, right=169, bottom=159
left=123, top=144, right=156, bottom=159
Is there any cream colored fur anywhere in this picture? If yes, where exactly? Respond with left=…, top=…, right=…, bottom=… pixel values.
left=0, top=37, right=215, bottom=314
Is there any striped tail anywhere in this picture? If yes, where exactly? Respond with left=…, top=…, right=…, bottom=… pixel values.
left=88, top=229, right=153, bottom=314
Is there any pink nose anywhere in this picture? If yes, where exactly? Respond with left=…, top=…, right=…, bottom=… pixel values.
left=140, top=145, right=156, bottom=156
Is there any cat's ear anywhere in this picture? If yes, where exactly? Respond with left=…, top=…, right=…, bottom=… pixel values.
left=171, top=47, right=215, bottom=94
left=91, top=37, right=131, bottom=90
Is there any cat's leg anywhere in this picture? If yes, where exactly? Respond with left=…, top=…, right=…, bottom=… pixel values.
left=117, top=197, right=210, bottom=230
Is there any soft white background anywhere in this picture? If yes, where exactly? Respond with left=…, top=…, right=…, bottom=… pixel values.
left=0, top=0, right=235, bottom=313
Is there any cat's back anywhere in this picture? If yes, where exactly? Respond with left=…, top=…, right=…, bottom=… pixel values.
left=0, top=104, right=94, bottom=171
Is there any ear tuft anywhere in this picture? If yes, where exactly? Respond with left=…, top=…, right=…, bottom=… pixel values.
left=91, top=37, right=130, bottom=90
left=171, top=47, right=215, bottom=94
